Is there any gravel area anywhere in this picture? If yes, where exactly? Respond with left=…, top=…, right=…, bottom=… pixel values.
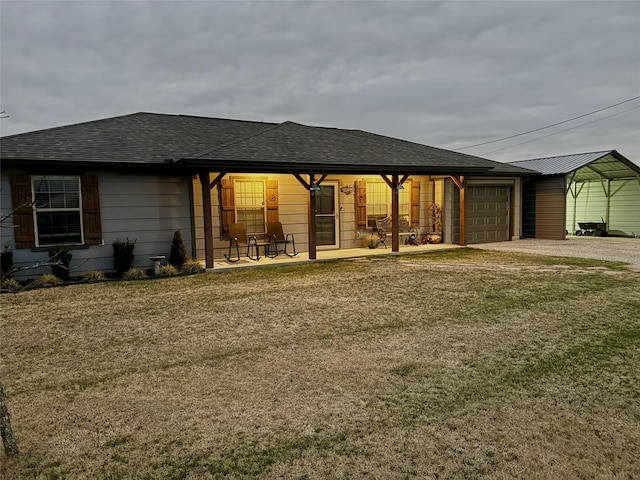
left=469, top=236, right=640, bottom=272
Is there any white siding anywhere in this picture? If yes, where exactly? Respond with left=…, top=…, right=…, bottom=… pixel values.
left=1, top=170, right=193, bottom=278
left=0, top=174, right=15, bottom=252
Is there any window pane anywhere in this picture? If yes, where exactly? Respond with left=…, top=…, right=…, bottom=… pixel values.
left=33, top=176, right=79, bottom=208
left=36, top=211, right=82, bottom=245
left=237, top=208, right=265, bottom=234
left=366, top=182, right=389, bottom=227
left=234, top=179, right=266, bottom=234
left=316, top=186, right=335, bottom=215
left=235, top=180, right=264, bottom=207
left=316, top=216, right=336, bottom=245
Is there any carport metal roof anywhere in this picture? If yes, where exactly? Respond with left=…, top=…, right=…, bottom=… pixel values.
left=508, top=150, right=640, bottom=183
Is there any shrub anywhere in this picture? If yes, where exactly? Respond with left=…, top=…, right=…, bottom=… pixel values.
left=158, top=264, right=179, bottom=277
left=113, top=238, right=136, bottom=276
left=0, top=249, right=14, bottom=279
left=33, top=274, right=63, bottom=288
left=1, top=277, right=22, bottom=293
left=169, top=230, right=188, bottom=269
left=83, top=270, right=106, bottom=282
left=123, top=267, right=147, bottom=280
left=49, top=246, right=72, bottom=281
left=181, top=260, right=205, bottom=275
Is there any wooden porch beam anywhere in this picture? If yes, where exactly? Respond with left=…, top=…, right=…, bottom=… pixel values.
left=293, top=173, right=310, bottom=190
left=450, top=174, right=464, bottom=190
left=380, top=175, right=393, bottom=188
left=210, top=172, right=227, bottom=190
left=399, top=174, right=410, bottom=186
left=451, top=175, right=466, bottom=246
left=198, top=172, right=215, bottom=269
left=316, top=174, right=328, bottom=186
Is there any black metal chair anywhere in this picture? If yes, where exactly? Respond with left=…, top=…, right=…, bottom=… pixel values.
left=266, top=222, right=298, bottom=257
left=224, top=223, right=260, bottom=262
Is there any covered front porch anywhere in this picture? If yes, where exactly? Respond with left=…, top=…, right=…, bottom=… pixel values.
left=210, top=241, right=462, bottom=271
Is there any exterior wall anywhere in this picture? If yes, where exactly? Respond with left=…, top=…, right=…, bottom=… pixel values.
left=192, top=173, right=436, bottom=261
left=522, top=175, right=566, bottom=240
left=567, top=179, right=640, bottom=236
left=449, top=177, right=521, bottom=244
left=1, top=170, right=193, bottom=278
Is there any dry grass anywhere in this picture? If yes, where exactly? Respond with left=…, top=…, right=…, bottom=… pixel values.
left=1, top=248, right=639, bottom=479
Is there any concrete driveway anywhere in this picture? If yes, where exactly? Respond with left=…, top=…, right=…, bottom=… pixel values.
left=469, top=236, right=640, bottom=272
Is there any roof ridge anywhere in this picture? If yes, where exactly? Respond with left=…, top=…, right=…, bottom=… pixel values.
left=185, top=121, right=292, bottom=158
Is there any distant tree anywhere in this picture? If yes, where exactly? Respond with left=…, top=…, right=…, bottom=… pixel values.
left=169, top=230, right=188, bottom=269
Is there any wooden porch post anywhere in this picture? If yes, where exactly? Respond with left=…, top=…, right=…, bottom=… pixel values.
left=391, top=174, right=400, bottom=252
left=198, top=172, right=214, bottom=269
left=308, top=173, right=317, bottom=260
left=451, top=175, right=467, bottom=246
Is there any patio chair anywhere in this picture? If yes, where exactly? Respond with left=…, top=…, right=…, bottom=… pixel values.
left=266, top=222, right=298, bottom=257
left=373, top=217, right=392, bottom=248
left=224, top=223, right=260, bottom=262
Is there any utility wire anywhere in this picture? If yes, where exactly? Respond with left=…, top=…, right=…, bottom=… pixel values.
left=455, top=95, right=640, bottom=151
left=478, top=104, right=640, bottom=156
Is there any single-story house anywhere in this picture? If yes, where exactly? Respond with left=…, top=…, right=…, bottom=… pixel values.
left=1, top=112, right=535, bottom=277
left=508, top=150, right=640, bottom=240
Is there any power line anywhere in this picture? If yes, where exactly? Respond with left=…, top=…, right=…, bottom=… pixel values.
left=455, top=95, right=640, bottom=151
left=478, top=104, right=640, bottom=156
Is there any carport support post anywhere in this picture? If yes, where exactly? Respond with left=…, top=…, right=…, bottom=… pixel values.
left=198, top=172, right=214, bottom=269
left=308, top=173, right=317, bottom=260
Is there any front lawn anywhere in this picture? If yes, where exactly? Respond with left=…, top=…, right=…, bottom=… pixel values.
left=1, top=249, right=638, bottom=479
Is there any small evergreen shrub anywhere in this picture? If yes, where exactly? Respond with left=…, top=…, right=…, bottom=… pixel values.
left=123, top=267, right=147, bottom=280
left=158, top=264, right=179, bottom=277
left=169, top=230, right=188, bottom=269
left=0, top=249, right=14, bottom=279
left=113, top=238, right=136, bottom=276
left=181, top=260, right=205, bottom=275
left=33, top=274, right=63, bottom=288
left=49, top=246, right=72, bottom=281
left=83, top=270, right=106, bottom=282
left=1, top=277, right=22, bottom=293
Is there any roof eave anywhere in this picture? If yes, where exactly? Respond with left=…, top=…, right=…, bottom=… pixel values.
left=176, top=158, right=494, bottom=175
left=0, top=158, right=179, bottom=173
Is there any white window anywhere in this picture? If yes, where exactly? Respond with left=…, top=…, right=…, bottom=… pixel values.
left=33, top=176, right=83, bottom=246
left=234, top=179, right=265, bottom=234
left=366, top=181, right=410, bottom=228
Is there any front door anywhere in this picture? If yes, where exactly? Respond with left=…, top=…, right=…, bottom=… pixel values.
left=315, top=182, right=339, bottom=249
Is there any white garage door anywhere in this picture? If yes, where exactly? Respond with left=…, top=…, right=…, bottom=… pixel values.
left=467, top=186, right=510, bottom=244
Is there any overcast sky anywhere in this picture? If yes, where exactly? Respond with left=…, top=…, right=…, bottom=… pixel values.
left=1, top=1, right=639, bottom=163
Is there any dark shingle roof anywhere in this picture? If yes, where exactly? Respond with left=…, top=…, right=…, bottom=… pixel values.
left=508, top=150, right=640, bottom=182
left=1, top=112, right=534, bottom=176
left=181, top=121, right=534, bottom=175
left=1, top=113, right=276, bottom=166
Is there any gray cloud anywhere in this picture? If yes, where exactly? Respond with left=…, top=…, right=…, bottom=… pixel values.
left=1, top=1, right=638, bottom=163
